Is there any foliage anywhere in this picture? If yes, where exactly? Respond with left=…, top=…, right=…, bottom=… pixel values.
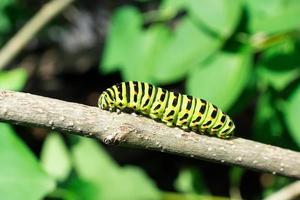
left=174, top=167, right=209, bottom=194
left=0, top=123, right=55, bottom=200
left=41, top=135, right=161, bottom=200
left=41, top=133, right=72, bottom=182
left=0, top=68, right=28, bottom=91
left=0, top=0, right=15, bottom=44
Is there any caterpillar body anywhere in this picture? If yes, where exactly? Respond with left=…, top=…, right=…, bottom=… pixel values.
left=98, top=81, right=235, bottom=138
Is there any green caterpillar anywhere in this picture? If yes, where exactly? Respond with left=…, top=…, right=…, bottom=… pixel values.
left=98, top=81, right=235, bottom=138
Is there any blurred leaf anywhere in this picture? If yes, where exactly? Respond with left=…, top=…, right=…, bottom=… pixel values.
left=254, top=92, right=282, bottom=138
left=0, top=0, right=14, bottom=9
left=260, top=39, right=300, bottom=70
left=162, top=192, right=230, bottom=200
left=229, top=167, right=244, bottom=200
left=262, top=177, right=293, bottom=198
left=121, top=24, right=171, bottom=83
left=187, top=49, right=252, bottom=111
left=120, top=166, right=161, bottom=199
left=160, top=0, right=187, bottom=19
left=174, top=167, right=209, bottom=194
left=0, top=12, right=11, bottom=33
left=256, top=39, right=300, bottom=90
left=257, top=66, right=299, bottom=91
left=286, top=84, right=300, bottom=147
left=229, top=167, right=244, bottom=187
left=160, top=0, right=242, bottom=38
left=62, top=176, right=99, bottom=200
left=252, top=91, right=296, bottom=148
left=72, top=138, right=119, bottom=178
left=101, top=6, right=172, bottom=83
left=0, top=123, right=55, bottom=200
left=72, top=138, right=160, bottom=200
left=153, top=17, right=222, bottom=83
left=101, top=6, right=142, bottom=74
left=175, top=168, right=194, bottom=193
left=0, top=68, right=28, bottom=91
left=0, top=0, right=14, bottom=34
left=102, top=7, right=224, bottom=83
left=246, top=0, right=300, bottom=33
left=186, top=0, right=242, bottom=38
left=41, top=132, right=72, bottom=182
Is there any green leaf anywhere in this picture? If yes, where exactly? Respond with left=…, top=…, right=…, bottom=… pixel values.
left=121, top=24, right=171, bottom=83
left=229, top=167, right=244, bottom=200
left=0, top=0, right=14, bottom=33
left=246, top=0, right=300, bottom=33
left=162, top=192, right=230, bottom=200
left=186, top=50, right=252, bottom=111
left=255, top=94, right=281, bottom=137
left=120, top=166, right=161, bottom=199
left=0, top=123, right=55, bottom=200
left=186, top=0, right=242, bottom=38
left=72, top=138, right=160, bottom=200
left=174, top=167, right=209, bottom=194
left=0, top=12, right=11, bottom=33
left=257, top=66, right=299, bottom=91
left=101, top=6, right=143, bottom=74
left=0, top=68, right=28, bottom=91
left=253, top=91, right=297, bottom=148
left=256, top=39, right=300, bottom=90
left=286, top=84, right=300, bottom=147
left=101, top=6, right=172, bottom=83
left=101, top=7, right=224, bottom=83
left=153, top=17, right=222, bottom=84
left=41, top=132, right=72, bottom=182
left=263, top=177, right=293, bottom=198
left=0, top=0, right=14, bottom=9
left=63, top=176, right=99, bottom=200
left=160, top=0, right=242, bottom=38
left=160, top=0, right=187, bottom=19
left=259, top=39, right=300, bottom=70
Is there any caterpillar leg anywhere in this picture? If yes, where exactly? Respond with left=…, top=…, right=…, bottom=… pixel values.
left=165, top=122, right=174, bottom=127
left=116, top=109, right=122, bottom=114
left=131, top=112, right=138, bottom=117
left=181, top=125, right=190, bottom=130
left=109, top=107, right=116, bottom=112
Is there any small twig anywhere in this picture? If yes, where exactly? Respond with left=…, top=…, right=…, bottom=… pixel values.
left=0, top=0, right=75, bottom=69
left=0, top=89, right=299, bottom=179
left=265, top=181, right=300, bottom=200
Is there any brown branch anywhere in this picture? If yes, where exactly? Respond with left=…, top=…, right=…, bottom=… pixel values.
left=0, top=0, right=75, bottom=69
left=0, top=89, right=299, bottom=179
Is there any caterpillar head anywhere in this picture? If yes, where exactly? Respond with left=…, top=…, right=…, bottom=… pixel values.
left=98, top=92, right=115, bottom=111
